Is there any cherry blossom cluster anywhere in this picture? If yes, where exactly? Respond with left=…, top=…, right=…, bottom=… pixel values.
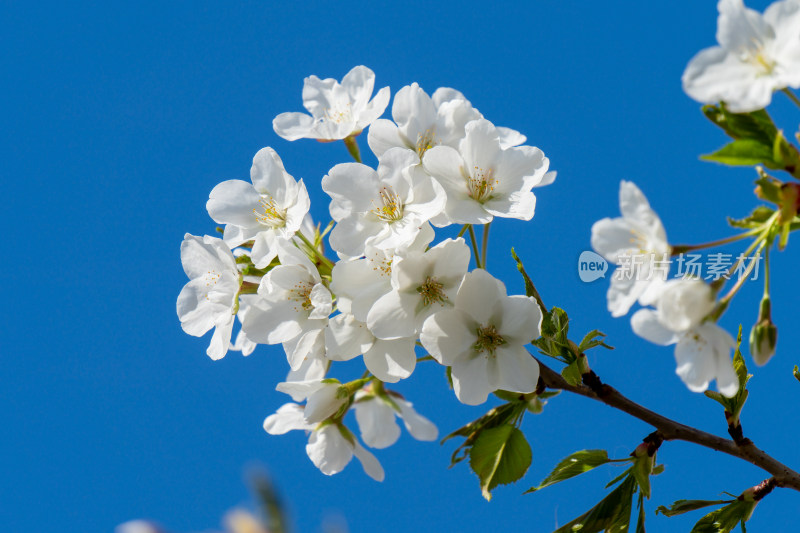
left=177, top=66, right=553, bottom=479
left=591, top=181, right=739, bottom=396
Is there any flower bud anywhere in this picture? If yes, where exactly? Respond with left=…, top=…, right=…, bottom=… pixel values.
left=749, top=297, right=777, bottom=366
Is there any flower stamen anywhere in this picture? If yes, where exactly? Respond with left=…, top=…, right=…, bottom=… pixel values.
left=371, top=186, right=404, bottom=222
left=253, top=195, right=287, bottom=228
left=416, top=276, right=448, bottom=307
left=473, top=324, right=506, bottom=356
left=466, top=166, right=498, bottom=203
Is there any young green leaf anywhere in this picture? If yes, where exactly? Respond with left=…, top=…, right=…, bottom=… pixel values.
left=552, top=474, right=637, bottom=533
left=701, top=140, right=777, bottom=168
left=578, top=329, right=614, bottom=352
left=701, top=104, right=778, bottom=146
left=635, top=492, right=646, bottom=533
left=561, top=360, right=582, bottom=386
left=469, top=425, right=532, bottom=501
left=793, top=365, right=800, bottom=383
left=526, top=450, right=619, bottom=494
left=704, top=326, right=750, bottom=425
left=655, top=499, right=733, bottom=517
left=511, top=248, right=546, bottom=313
left=727, top=206, right=775, bottom=229
left=689, top=500, right=756, bottom=533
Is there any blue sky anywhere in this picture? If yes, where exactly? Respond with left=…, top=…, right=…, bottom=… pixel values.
left=3, top=1, right=799, bottom=531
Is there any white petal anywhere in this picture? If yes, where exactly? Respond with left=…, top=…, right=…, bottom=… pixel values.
left=367, top=119, right=406, bottom=158
left=206, top=180, right=262, bottom=227
left=304, top=383, right=346, bottom=424
left=631, top=309, right=679, bottom=346
left=451, top=352, right=491, bottom=405
left=325, top=314, right=374, bottom=361
left=420, top=309, right=474, bottom=366
left=487, top=344, right=540, bottom=394
left=354, top=398, right=401, bottom=449
left=353, top=440, right=385, bottom=481
left=363, top=338, right=416, bottom=382
left=263, top=403, right=311, bottom=434
left=454, top=269, right=504, bottom=325
left=273, top=112, right=315, bottom=141
left=395, top=398, right=438, bottom=441
left=306, top=424, right=353, bottom=475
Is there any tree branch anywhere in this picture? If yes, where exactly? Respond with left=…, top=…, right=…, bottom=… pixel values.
left=536, top=358, right=800, bottom=492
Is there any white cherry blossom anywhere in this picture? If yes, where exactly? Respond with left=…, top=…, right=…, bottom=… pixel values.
left=324, top=313, right=417, bottom=383
left=683, top=0, right=800, bottom=112
left=273, top=65, right=390, bottom=141
left=352, top=386, right=438, bottom=449
left=368, top=83, right=528, bottom=160
left=631, top=279, right=738, bottom=396
left=241, top=242, right=331, bottom=370
left=422, top=119, right=551, bottom=226
left=591, top=180, right=671, bottom=317
left=330, top=224, right=434, bottom=323
left=322, top=148, right=446, bottom=257
left=207, top=147, right=310, bottom=269
left=275, top=379, right=347, bottom=424
left=420, top=269, right=542, bottom=405
left=177, top=234, right=241, bottom=360
left=263, top=403, right=384, bottom=480
left=367, top=238, right=471, bottom=340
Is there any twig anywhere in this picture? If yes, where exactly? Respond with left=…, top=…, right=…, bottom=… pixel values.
left=536, top=358, right=800, bottom=491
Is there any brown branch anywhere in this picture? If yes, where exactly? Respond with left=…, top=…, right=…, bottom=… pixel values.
left=536, top=358, right=800, bottom=492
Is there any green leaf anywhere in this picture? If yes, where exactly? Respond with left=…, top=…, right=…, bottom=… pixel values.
left=794, top=365, right=800, bottom=383
left=511, top=248, right=537, bottom=298
left=701, top=140, right=778, bottom=167
left=579, top=329, right=614, bottom=352
left=690, top=500, right=756, bottom=533
left=631, top=454, right=653, bottom=499
left=656, top=499, right=733, bottom=517
left=635, top=492, right=646, bottom=533
left=441, top=402, right=520, bottom=467
left=702, top=104, right=778, bottom=146
left=728, top=206, right=775, bottom=229
left=561, top=360, right=583, bottom=386
left=606, top=466, right=634, bottom=489
left=469, top=425, right=532, bottom=501
left=526, top=450, right=617, bottom=494
left=553, top=474, right=637, bottom=533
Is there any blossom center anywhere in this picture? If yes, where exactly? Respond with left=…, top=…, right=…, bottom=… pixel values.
left=466, top=166, right=498, bottom=203
left=253, top=195, right=287, bottom=228
left=416, top=129, right=438, bottom=157
left=367, top=250, right=393, bottom=278
left=288, top=281, right=315, bottom=313
left=416, top=276, right=449, bottom=307
left=473, top=324, right=506, bottom=356
left=371, top=186, right=404, bottom=222
left=203, top=269, right=222, bottom=301
left=324, top=104, right=353, bottom=124
left=739, top=40, right=776, bottom=76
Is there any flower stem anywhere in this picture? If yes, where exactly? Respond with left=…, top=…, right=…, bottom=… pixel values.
left=456, top=224, right=469, bottom=238
left=481, top=222, right=491, bottom=269
left=468, top=225, right=483, bottom=269
left=343, top=135, right=362, bottom=163
left=782, top=88, right=800, bottom=110
left=716, top=242, right=766, bottom=315
left=296, top=231, right=335, bottom=270
left=671, top=227, right=762, bottom=255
